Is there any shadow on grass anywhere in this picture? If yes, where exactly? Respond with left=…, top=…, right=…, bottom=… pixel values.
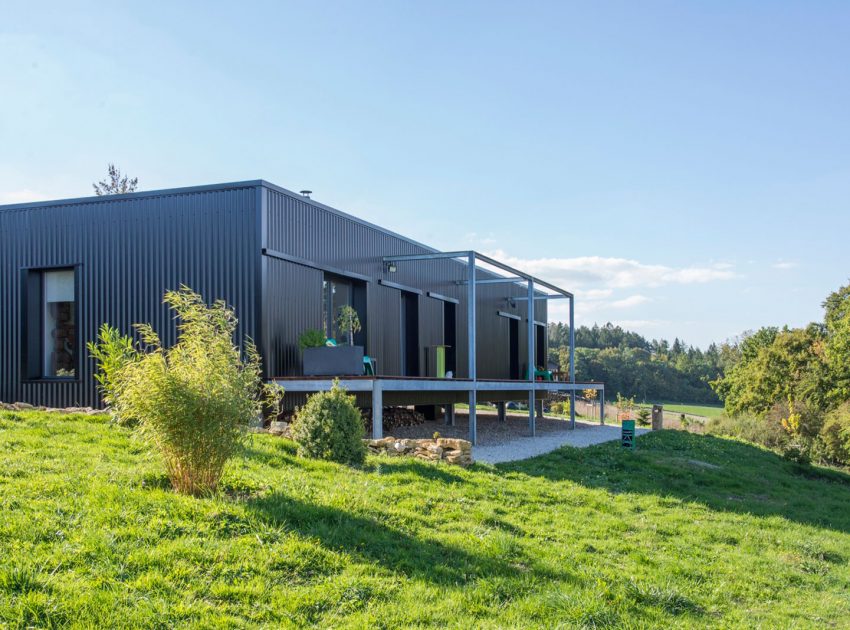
left=368, top=458, right=466, bottom=483
left=246, top=491, right=575, bottom=586
left=498, top=430, right=850, bottom=534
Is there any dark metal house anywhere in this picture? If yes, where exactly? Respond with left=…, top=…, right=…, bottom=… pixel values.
left=0, top=180, right=600, bottom=443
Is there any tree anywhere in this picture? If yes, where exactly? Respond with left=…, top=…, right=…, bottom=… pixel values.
left=93, top=164, right=139, bottom=196
left=823, top=282, right=850, bottom=403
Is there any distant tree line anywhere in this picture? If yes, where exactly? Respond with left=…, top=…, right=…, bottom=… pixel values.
left=548, top=322, right=728, bottom=403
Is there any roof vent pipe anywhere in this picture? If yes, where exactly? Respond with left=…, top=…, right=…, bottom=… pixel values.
left=300, top=190, right=312, bottom=198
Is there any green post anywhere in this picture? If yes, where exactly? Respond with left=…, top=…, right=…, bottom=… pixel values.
left=436, top=345, right=446, bottom=378
left=621, top=419, right=636, bottom=450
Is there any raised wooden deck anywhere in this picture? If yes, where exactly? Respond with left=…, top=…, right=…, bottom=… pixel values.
left=268, top=376, right=605, bottom=444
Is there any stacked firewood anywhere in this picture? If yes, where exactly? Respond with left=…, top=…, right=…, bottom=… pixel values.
left=360, top=406, right=426, bottom=431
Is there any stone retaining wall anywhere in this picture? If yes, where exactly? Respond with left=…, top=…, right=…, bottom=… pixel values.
left=0, top=402, right=108, bottom=416
left=365, top=437, right=473, bottom=466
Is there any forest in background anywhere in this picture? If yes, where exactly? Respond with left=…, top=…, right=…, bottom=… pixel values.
left=550, top=281, right=850, bottom=468
left=547, top=322, right=731, bottom=404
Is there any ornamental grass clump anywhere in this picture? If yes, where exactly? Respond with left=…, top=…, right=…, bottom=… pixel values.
left=101, top=286, right=273, bottom=495
left=291, top=380, right=366, bottom=465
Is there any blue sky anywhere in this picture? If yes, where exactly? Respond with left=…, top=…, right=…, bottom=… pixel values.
left=2, top=1, right=848, bottom=347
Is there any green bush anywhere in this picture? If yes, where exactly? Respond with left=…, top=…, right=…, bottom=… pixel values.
left=636, top=408, right=651, bottom=426
left=819, top=403, right=850, bottom=466
left=101, top=286, right=273, bottom=495
left=291, top=380, right=365, bottom=465
left=706, top=413, right=788, bottom=450
left=87, top=323, right=139, bottom=424
left=549, top=401, right=570, bottom=416
left=299, top=328, right=327, bottom=351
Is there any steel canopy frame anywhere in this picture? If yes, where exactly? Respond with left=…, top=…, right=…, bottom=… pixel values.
left=382, top=250, right=578, bottom=441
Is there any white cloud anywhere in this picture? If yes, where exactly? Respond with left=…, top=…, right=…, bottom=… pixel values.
left=578, top=288, right=613, bottom=300
left=484, top=250, right=737, bottom=290
left=610, top=294, right=651, bottom=309
left=0, top=189, right=43, bottom=204
left=612, top=319, right=670, bottom=329
left=464, top=231, right=497, bottom=246
left=772, top=261, right=798, bottom=270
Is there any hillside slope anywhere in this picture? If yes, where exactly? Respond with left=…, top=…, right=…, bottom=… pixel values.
left=1, top=410, right=849, bottom=627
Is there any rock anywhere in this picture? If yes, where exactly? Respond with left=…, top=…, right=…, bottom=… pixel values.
left=426, top=444, right=444, bottom=457
left=269, top=421, right=289, bottom=435
left=13, top=402, right=34, bottom=410
left=445, top=452, right=473, bottom=466
left=436, top=438, right=471, bottom=452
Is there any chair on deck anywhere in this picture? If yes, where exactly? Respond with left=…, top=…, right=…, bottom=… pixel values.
left=363, top=355, right=377, bottom=375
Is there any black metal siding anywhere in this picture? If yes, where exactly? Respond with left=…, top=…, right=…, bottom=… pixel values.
left=261, top=185, right=546, bottom=380
left=0, top=185, right=260, bottom=407
left=1, top=179, right=550, bottom=408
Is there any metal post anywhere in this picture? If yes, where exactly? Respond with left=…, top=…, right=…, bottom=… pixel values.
left=497, top=401, right=506, bottom=422
left=599, top=391, right=604, bottom=425
left=469, top=390, right=477, bottom=445
left=444, top=403, right=455, bottom=426
left=569, top=295, right=576, bottom=429
left=468, top=253, right=477, bottom=444
left=372, top=380, right=383, bottom=439
left=528, top=278, right=535, bottom=436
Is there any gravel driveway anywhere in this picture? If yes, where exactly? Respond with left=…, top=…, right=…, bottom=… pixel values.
left=387, top=411, right=650, bottom=464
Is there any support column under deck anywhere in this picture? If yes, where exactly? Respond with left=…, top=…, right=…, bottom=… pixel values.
left=497, top=401, right=506, bottom=422
left=372, top=380, right=383, bottom=438
left=468, top=391, right=477, bottom=445
left=527, top=278, right=535, bottom=436
left=444, top=404, right=455, bottom=425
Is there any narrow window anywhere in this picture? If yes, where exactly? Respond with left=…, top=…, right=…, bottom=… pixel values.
left=322, top=273, right=366, bottom=346
left=24, top=268, right=77, bottom=379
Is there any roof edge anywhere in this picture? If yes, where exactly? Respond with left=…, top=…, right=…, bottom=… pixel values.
left=0, top=179, right=266, bottom=212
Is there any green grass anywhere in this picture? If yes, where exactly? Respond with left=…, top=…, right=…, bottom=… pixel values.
left=645, top=403, right=726, bottom=420
left=2, top=410, right=850, bottom=627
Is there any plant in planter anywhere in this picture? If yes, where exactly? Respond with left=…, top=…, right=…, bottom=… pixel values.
left=335, top=305, right=361, bottom=346
left=299, top=328, right=327, bottom=351
left=300, top=311, right=364, bottom=377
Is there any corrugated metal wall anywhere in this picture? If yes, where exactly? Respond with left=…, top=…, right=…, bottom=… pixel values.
left=0, top=185, right=260, bottom=407
left=261, top=185, right=547, bottom=380
left=1, top=179, right=551, bottom=407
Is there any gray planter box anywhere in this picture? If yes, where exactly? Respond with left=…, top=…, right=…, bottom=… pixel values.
left=302, top=345, right=364, bottom=376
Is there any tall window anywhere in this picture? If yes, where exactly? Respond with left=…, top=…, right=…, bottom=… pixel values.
left=24, top=268, right=77, bottom=379
left=322, top=273, right=366, bottom=346
left=322, top=275, right=353, bottom=342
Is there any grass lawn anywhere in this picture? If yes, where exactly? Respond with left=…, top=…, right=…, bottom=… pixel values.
left=2, top=410, right=850, bottom=627
left=641, top=403, right=726, bottom=420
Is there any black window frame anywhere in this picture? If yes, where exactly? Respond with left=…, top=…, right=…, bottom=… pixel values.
left=322, top=272, right=367, bottom=347
left=20, top=264, right=82, bottom=383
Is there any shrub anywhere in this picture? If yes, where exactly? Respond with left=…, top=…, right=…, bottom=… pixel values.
left=299, top=328, right=327, bottom=351
left=819, top=403, right=850, bottom=466
left=707, top=413, right=789, bottom=450
left=291, top=380, right=365, bottom=465
left=104, top=286, right=273, bottom=495
left=87, top=324, right=139, bottom=424
left=549, top=401, right=570, bottom=416
left=636, top=408, right=651, bottom=426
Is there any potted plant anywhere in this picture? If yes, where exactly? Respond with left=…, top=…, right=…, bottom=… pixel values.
left=336, top=305, right=361, bottom=346
left=300, top=308, right=365, bottom=376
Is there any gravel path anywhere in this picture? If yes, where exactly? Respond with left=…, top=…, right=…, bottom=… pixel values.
left=474, top=421, right=649, bottom=463
left=386, top=411, right=649, bottom=464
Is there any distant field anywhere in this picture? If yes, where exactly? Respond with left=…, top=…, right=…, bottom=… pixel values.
left=655, top=403, right=725, bottom=419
